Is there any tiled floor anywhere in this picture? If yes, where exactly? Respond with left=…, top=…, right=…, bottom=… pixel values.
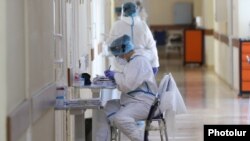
left=120, top=47, right=250, bottom=141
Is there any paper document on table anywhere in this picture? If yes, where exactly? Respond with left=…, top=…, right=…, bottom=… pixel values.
left=92, top=75, right=116, bottom=87
left=65, top=98, right=104, bottom=108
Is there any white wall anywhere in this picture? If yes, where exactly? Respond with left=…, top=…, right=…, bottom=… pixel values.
left=2, top=0, right=113, bottom=140
left=233, top=47, right=239, bottom=90
left=203, top=0, right=214, bottom=67
left=238, top=0, right=250, bottom=38
left=6, top=0, right=54, bottom=110
left=232, top=0, right=239, bottom=37
left=113, top=0, right=202, bottom=25
left=5, top=0, right=55, bottom=140
left=0, top=0, right=7, bottom=140
left=213, top=0, right=231, bottom=87
left=203, top=0, right=214, bottom=29
left=213, top=0, right=250, bottom=90
left=91, top=0, right=107, bottom=77
left=6, top=0, right=26, bottom=113
left=214, top=37, right=233, bottom=87
left=205, top=37, right=215, bottom=67
left=32, top=109, right=55, bottom=141
left=144, top=0, right=201, bottom=25
left=214, top=0, right=250, bottom=90
left=232, top=0, right=250, bottom=90
left=214, top=41, right=234, bottom=86
left=79, top=1, right=89, bottom=62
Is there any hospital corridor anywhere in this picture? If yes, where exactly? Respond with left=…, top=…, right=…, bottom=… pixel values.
left=1, top=0, right=250, bottom=141
left=146, top=47, right=250, bottom=141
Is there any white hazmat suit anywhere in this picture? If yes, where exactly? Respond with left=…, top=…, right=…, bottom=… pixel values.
left=95, top=53, right=158, bottom=141
left=106, top=16, right=159, bottom=68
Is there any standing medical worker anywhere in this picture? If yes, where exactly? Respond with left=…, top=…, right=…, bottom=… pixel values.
left=106, top=2, right=159, bottom=75
left=95, top=35, right=158, bottom=141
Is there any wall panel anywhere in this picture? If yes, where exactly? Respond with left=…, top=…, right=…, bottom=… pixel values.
left=0, top=0, right=7, bottom=140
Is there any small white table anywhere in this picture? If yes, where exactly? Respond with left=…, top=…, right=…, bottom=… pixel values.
left=55, top=83, right=116, bottom=141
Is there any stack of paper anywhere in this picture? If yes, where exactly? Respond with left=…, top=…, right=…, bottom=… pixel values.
left=92, top=75, right=116, bottom=87
left=65, top=98, right=103, bottom=109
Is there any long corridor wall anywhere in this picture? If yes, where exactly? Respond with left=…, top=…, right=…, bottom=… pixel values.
left=5, top=0, right=56, bottom=141
left=213, top=0, right=250, bottom=91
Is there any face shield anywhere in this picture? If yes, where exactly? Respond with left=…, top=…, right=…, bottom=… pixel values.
left=110, top=45, right=126, bottom=56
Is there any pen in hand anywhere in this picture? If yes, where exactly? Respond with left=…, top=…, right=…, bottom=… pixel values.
left=104, top=65, right=111, bottom=75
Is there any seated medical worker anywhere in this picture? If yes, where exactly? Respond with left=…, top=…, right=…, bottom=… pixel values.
left=106, top=2, right=159, bottom=75
left=95, top=34, right=158, bottom=141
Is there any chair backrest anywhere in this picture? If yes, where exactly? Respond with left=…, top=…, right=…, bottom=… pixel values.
left=144, top=74, right=172, bottom=122
left=144, top=75, right=171, bottom=141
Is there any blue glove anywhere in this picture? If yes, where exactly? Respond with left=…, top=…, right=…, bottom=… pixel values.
left=152, top=67, right=159, bottom=75
left=104, top=70, right=115, bottom=80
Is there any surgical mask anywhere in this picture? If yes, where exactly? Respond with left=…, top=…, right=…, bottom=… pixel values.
left=116, top=57, right=127, bottom=65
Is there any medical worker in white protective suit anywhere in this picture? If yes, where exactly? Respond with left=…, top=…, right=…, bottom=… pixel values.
left=95, top=34, right=158, bottom=141
left=106, top=2, right=159, bottom=75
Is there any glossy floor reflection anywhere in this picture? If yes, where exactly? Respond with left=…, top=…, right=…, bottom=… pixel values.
left=121, top=47, right=250, bottom=141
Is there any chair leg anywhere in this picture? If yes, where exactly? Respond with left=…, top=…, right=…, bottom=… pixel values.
left=144, top=130, right=149, bottom=141
left=118, top=129, right=121, bottom=141
left=162, top=119, right=168, bottom=141
left=110, top=127, right=114, bottom=141
left=111, top=127, right=120, bottom=141
left=158, top=120, right=164, bottom=141
left=144, top=123, right=151, bottom=141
